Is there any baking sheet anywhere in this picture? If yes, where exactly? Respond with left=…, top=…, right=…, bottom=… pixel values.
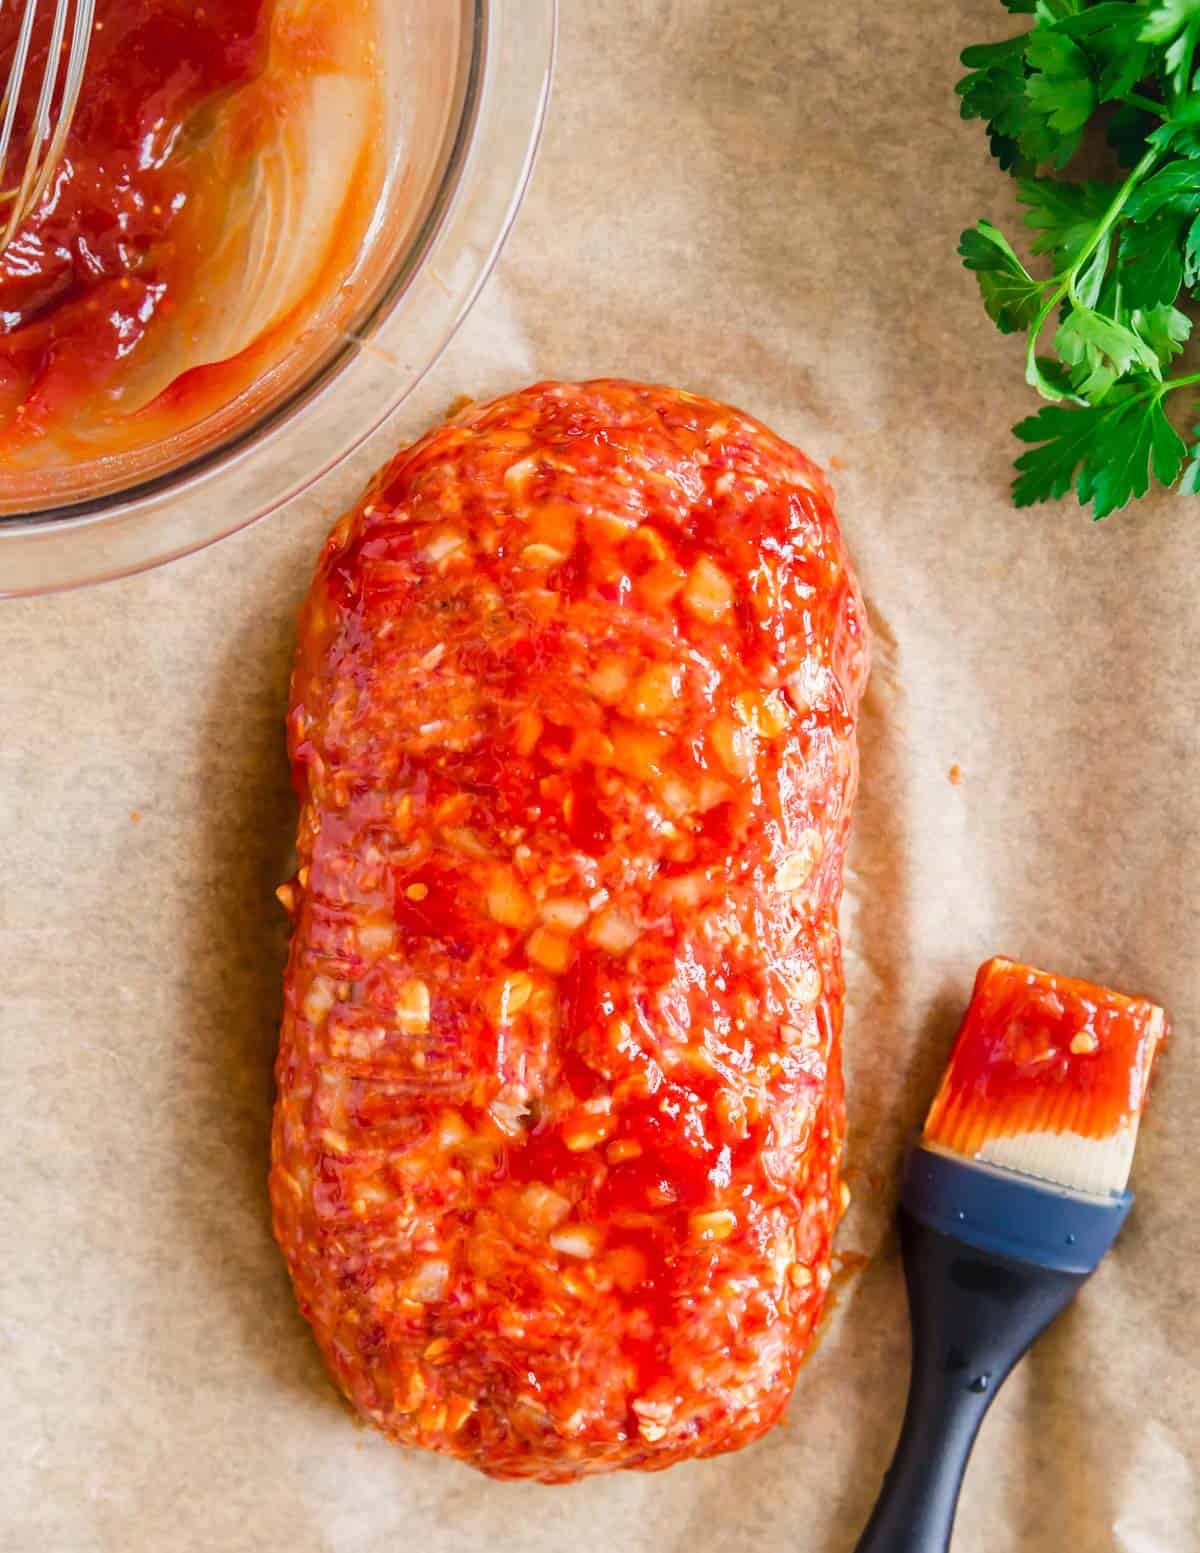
left=1, top=2, right=1197, bottom=1549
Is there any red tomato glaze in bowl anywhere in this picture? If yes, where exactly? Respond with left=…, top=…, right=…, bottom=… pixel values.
left=0, top=0, right=379, bottom=480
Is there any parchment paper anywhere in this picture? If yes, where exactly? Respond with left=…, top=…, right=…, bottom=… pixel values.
left=2, top=3, right=1196, bottom=1550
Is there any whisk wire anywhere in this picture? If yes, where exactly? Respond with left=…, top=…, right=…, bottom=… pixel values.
left=6, top=0, right=71, bottom=227
left=0, top=0, right=96, bottom=252
left=0, top=1, right=42, bottom=207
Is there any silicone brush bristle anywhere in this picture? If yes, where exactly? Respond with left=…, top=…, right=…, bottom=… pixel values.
left=922, top=957, right=1165, bottom=1197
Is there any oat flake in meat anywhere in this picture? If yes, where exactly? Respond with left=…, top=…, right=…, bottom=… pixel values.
left=270, top=379, right=870, bottom=1480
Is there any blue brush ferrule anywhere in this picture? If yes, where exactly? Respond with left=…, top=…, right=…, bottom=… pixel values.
left=901, top=1143, right=1133, bottom=1276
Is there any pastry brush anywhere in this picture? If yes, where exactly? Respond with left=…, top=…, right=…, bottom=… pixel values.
left=855, top=955, right=1165, bottom=1553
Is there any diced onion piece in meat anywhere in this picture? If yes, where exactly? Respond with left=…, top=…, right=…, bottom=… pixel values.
left=482, top=971, right=535, bottom=1024
left=540, top=896, right=590, bottom=930
left=588, top=905, right=640, bottom=955
left=658, top=871, right=711, bottom=911
left=683, top=557, right=734, bottom=621
left=395, top=979, right=431, bottom=1034
left=487, top=868, right=536, bottom=929
left=775, top=830, right=824, bottom=894
left=735, top=690, right=792, bottom=738
left=549, top=1224, right=602, bottom=1259
left=410, top=1260, right=450, bottom=1302
left=637, top=560, right=688, bottom=611
left=783, top=964, right=823, bottom=1006
left=690, top=1209, right=738, bottom=1242
left=488, top=1093, right=531, bottom=1136
left=589, top=658, right=633, bottom=704
left=611, top=722, right=672, bottom=782
left=562, top=1107, right=618, bottom=1152
left=625, top=663, right=683, bottom=722
left=521, top=542, right=569, bottom=568
left=709, top=714, right=754, bottom=779
left=359, top=921, right=395, bottom=956
left=422, top=527, right=467, bottom=565
left=504, top=455, right=539, bottom=495
left=436, top=1110, right=470, bottom=1150
left=528, top=501, right=578, bottom=555
left=526, top=926, right=573, bottom=974
left=632, top=1398, right=674, bottom=1443
left=302, top=976, right=337, bottom=1026
left=515, top=1182, right=573, bottom=1233
left=512, top=707, right=544, bottom=756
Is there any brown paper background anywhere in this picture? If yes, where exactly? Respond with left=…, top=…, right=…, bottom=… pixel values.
left=2, top=3, right=1197, bottom=1549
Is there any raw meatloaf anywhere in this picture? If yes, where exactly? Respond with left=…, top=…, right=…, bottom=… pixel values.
left=270, top=380, right=869, bottom=1480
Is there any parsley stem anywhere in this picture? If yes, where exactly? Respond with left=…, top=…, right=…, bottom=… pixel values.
left=1025, top=146, right=1162, bottom=395
left=1123, top=92, right=1169, bottom=119
left=1161, top=370, right=1200, bottom=395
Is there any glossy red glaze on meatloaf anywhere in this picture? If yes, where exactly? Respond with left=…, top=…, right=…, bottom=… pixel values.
left=270, top=380, right=869, bottom=1479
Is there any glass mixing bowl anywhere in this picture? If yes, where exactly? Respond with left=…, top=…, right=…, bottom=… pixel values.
left=0, top=0, right=556, bottom=597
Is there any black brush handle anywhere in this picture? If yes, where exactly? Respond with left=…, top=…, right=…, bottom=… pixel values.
left=854, top=1210, right=1087, bottom=1553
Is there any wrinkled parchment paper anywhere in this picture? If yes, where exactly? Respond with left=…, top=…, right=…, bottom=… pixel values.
left=2, top=3, right=1197, bottom=1549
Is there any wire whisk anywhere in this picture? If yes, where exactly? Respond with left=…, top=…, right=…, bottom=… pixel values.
left=0, top=0, right=95, bottom=254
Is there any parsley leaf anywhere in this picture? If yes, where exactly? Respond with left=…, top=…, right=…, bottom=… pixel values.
left=1147, top=116, right=1200, bottom=158
left=1024, top=30, right=1097, bottom=164
left=1019, top=177, right=1118, bottom=265
left=1184, top=210, right=1200, bottom=285
left=959, top=221, right=1047, bottom=332
left=1131, top=302, right=1192, bottom=362
left=1178, top=415, right=1200, bottom=490
left=1140, top=0, right=1200, bottom=96
left=1055, top=306, right=1162, bottom=399
left=1118, top=209, right=1187, bottom=308
left=958, top=38, right=1049, bottom=171
left=1059, top=5, right=1153, bottom=102
left=959, top=0, right=1200, bottom=516
left=1077, top=395, right=1188, bottom=515
left=1030, top=355, right=1080, bottom=398
left=1072, top=227, right=1115, bottom=308
left=1036, top=0, right=1092, bottom=23
left=1012, top=401, right=1119, bottom=507
left=1122, top=157, right=1200, bottom=220
left=1013, top=392, right=1187, bottom=517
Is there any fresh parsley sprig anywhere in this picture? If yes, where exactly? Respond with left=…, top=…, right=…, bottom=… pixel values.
left=959, top=0, right=1200, bottom=517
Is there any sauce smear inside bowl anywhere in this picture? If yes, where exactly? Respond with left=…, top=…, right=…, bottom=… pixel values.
left=0, top=0, right=381, bottom=488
